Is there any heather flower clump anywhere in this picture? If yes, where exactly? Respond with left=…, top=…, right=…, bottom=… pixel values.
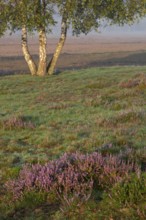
left=1, top=115, right=35, bottom=130
left=6, top=152, right=139, bottom=205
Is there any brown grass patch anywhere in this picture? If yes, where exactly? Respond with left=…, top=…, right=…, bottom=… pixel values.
left=1, top=115, right=36, bottom=130
left=119, top=73, right=146, bottom=89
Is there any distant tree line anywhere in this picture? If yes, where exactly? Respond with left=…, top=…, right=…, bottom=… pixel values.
left=0, top=0, right=145, bottom=76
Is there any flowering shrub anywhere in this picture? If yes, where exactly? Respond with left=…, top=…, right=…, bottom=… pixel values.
left=6, top=152, right=139, bottom=206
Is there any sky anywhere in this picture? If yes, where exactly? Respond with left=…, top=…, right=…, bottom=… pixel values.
left=45, top=17, right=146, bottom=37
left=2, top=17, right=146, bottom=39
left=102, top=18, right=146, bottom=33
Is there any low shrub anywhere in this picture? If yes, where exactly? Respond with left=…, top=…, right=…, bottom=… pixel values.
left=116, top=109, right=145, bottom=123
left=119, top=79, right=140, bottom=88
left=109, top=174, right=146, bottom=206
left=119, top=74, right=146, bottom=89
left=6, top=151, right=139, bottom=208
left=97, top=174, right=146, bottom=219
left=99, top=108, right=145, bottom=128
left=1, top=115, right=35, bottom=130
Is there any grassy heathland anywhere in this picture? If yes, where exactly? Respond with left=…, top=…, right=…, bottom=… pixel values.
left=0, top=66, right=146, bottom=219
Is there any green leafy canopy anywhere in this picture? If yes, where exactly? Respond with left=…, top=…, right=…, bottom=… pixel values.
left=0, top=0, right=145, bottom=36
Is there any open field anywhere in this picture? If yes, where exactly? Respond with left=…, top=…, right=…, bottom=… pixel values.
left=0, top=66, right=146, bottom=219
left=0, top=33, right=146, bottom=219
left=0, top=34, right=146, bottom=75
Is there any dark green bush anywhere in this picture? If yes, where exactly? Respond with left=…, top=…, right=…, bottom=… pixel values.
left=109, top=174, right=146, bottom=206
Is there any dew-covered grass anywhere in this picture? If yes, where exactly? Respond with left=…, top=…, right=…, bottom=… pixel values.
left=0, top=66, right=146, bottom=219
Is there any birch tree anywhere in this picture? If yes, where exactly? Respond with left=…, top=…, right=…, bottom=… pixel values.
left=4, top=0, right=55, bottom=76
left=48, top=0, right=146, bottom=75
left=0, top=1, right=8, bottom=37
left=1, top=0, right=145, bottom=76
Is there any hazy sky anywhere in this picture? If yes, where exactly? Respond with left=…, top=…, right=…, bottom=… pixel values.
left=102, top=18, right=146, bottom=33
left=50, top=17, right=146, bottom=37
left=3, top=17, right=146, bottom=39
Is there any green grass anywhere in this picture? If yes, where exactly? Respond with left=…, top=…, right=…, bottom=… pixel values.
left=0, top=66, right=146, bottom=219
left=0, top=66, right=146, bottom=173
